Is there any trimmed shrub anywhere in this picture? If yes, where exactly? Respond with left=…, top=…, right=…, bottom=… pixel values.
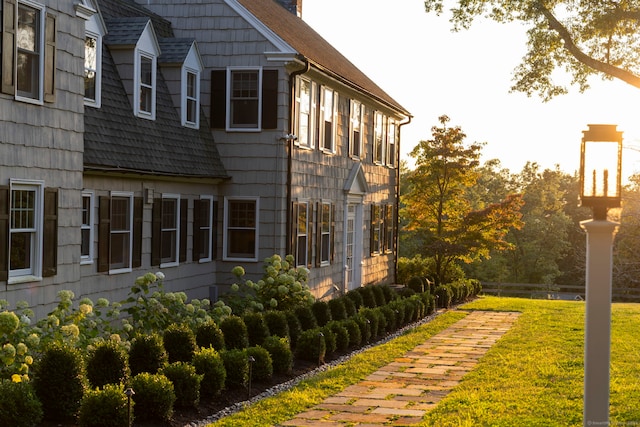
left=86, top=340, right=129, bottom=389
left=341, top=295, right=357, bottom=318
left=345, top=289, right=363, bottom=310
left=163, top=323, right=198, bottom=363
left=0, top=380, right=42, bottom=427
left=196, top=320, right=225, bottom=351
left=360, top=308, right=379, bottom=340
left=295, top=329, right=326, bottom=364
left=262, top=336, right=293, bottom=375
left=373, top=307, right=387, bottom=336
left=388, top=299, right=406, bottom=326
left=404, top=298, right=417, bottom=323
left=407, top=276, right=425, bottom=293
left=311, top=300, right=331, bottom=326
left=321, top=326, right=337, bottom=356
left=221, top=349, right=248, bottom=388
left=357, top=286, right=377, bottom=308
left=342, top=319, right=362, bottom=348
left=247, top=346, right=273, bottom=381
left=33, top=343, right=86, bottom=423
left=130, top=372, right=175, bottom=423
left=285, top=311, right=302, bottom=348
left=243, top=312, right=270, bottom=346
left=162, top=362, right=203, bottom=408
left=294, top=305, right=317, bottom=330
left=380, top=284, right=397, bottom=304
left=129, top=333, right=168, bottom=376
left=372, top=285, right=386, bottom=307
left=326, top=321, right=349, bottom=352
left=78, top=383, right=130, bottom=427
left=263, top=310, right=290, bottom=339
left=379, top=305, right=397, bottom=333
left=353, top=314, right=371, bottom=344
left=192, top=347, right=226, bottom=397
left=328, top=298, right=347, bottom=321
left=219, top=315, right=249, bottom=350
left=435, top=285, right=453, bottom=308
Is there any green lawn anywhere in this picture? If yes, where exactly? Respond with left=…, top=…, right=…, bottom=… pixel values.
left=208, top=297, right=640, bottom=427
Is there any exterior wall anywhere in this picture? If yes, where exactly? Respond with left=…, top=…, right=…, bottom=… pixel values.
left=0, top=0, right=86, bottom=318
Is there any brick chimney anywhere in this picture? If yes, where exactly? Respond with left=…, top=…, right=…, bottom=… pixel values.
left=276, top=0, right=302, bottom=18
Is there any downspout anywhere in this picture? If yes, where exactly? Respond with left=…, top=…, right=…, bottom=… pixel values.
left=395, top=116, right=412, bottom=284
left=285, top=58, right=310, bottom=256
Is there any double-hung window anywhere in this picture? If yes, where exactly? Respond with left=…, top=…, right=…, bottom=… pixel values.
left=384, top=204, right=394, bottom=253
left=109, top=192, right=133, bottom=272
left=224, top=197, right=258, bottom=261
left=229, top=69, right=260, bottom=129
left=295, top=77, right=315, bottom=148
left=320, top=86, right=337, bottom=153
left=16, top=1, right=44, bottom=101
left=374, top=112, right=386, bottom=164
left=193, top=196, right=214, bottom=262
left=319, top=201, right=332, bottom=266
left=293, top=201, right=309, bottom=267
left=387, top=120, right=397, bottom=167
left=349, top=100, right=363, bottom=158
left=183, top=69, right=199, bottom=127
left=81, top=0, right=103, bottom=107
left=160, top=194, right=179, bottom=267
left=81, top=191, right=94, bottom=264
left=8, top=180, right=43, bottom=282
left=370, top=204, right=384, bottom=255
left=135, top=51, right=156, bottom=119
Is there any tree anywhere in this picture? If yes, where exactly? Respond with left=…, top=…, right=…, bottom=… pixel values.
left=613, top=174, right=640, bottom=290
left=401, top=115, right=523, bottom=284
left=424, top=0, right=640, bottom=100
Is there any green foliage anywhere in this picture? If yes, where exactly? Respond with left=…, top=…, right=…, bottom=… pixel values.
left=192, top=347, right=226, bottom=397
left=130, top=372, right=175, bottom=423
left=342, top=319, right=362, bottom=348
left=296, top=329, right=326, bottom=364
left=219, top=315, right=249, bottom=349
left=321, top=326, right=337, bottom=356
left=357, top=287, right=377, bottom=308
left=161, top=362, right=203, bottom=408
left=435, top=285, right=454, bottom=309
left=360, top=308, right=380, bottom=340
left=0, top=302, right=36, bottom=381
left=397, top=255, right=433, bottom=286
left=285, top=311, right=302, bottom=348
left=325, top=321, right=349, bottom=352
left=128, top=333, right=167, bottom=376
left=345, top=289, right=364, bottom=311
left=327, top=298, right=347, bottom=321
left=195, top=320, right=225, bottom=351
left=353, top=314, right=371, bottom=344
left=86, top=339, right=129, bottom=389
left=221, top=349, right=248, bottom=388
left=243, top=312, right=270, bottom=347
left=223, top=255, right=315, bottom=313
left=263, top=310, right=290, bottom=339
left=379, top=284, right=397, bottom=304
left=407, top=276, right=425, bottom=293
left=247, top=346, right=273, bottom=381
left=262, top=336, right=293, bottom=375
left=33, top=343, right=86, bottom=423
left=294, top=305, right=317, bottom=331
left=0, top=379, right=43, bottom=427
left=78, top=383, right=131, bottom=427
left=163, top=323, right=198, bottom=363
left=388, top=299, right=406, bottom=326
left=379, top=305, right=397, bottom=333
left=372, top=285, right=386, bottom=307
left=311, top=300, right=331, bottom=326
left=341, top=295, right=357, bottom=318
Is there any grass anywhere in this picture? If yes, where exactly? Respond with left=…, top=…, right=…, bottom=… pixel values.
left=207, top=297, right=640, bottom=427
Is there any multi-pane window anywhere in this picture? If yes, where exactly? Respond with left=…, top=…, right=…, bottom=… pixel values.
left=194, top=196, right=214, bottom=262
left=320, top=86, right=336, bottom=152
left=294, top=201, right=309, bottom=267
left=160, top=195, right=179, bottom=266
left=110, top=193, right=132, bottom=272
left=319, top=202, right=332, bottom=265
left=387, top=120, right=397, bottom=167
left=370, top=204, right=383, bottom=255
left=374, top=112, right=386, bottom=164
left=16, top=1, right=44, bottom=101
left=384, top=204, right=394, bottom=253
left=230, top=69, right=259, bottom=129
left=224, top=198, right=258, bottom=261
left=349, top=100, right=363, bottom=158
left=183, top=69, right=199, bottom=127
left=139, top=55, right=153, bottom=114
left=84, top=35, right=98, bottom=104
left=81, top=191, right=94, bottom=264
left=9, top=183, right=42, bottom=279
left=296, top=77, right=315, bottom=148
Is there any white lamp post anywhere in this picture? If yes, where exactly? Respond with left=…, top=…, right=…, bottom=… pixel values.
left=579, top=124, right=622, bottom=427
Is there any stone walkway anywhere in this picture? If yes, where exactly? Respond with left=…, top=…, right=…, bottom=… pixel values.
left=277, top=310, right=520, bottom=427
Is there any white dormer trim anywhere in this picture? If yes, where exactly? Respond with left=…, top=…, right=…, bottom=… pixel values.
left=182, top=42, right=203, bottom=128
left=134, top=21, right=161, bottom=120
left=224, top=0, right=297, bottom=56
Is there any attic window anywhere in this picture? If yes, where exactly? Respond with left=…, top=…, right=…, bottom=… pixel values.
left=183, top=68, right=199, bottom=128
left=84, top=33, right=100, bottom=106
left=135, top=51, right=156, bottom=119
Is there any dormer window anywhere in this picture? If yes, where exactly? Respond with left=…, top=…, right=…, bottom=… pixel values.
left=184, top=69, right=198, bottom=126
left=136, top=52, right=156, bottom=118
left=79, top=0, right=105, bottom=108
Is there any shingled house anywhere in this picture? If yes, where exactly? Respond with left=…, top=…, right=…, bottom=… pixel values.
left=0, top=0, right=409, bottom=317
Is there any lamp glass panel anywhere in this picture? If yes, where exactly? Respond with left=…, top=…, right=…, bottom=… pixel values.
left=582, top=141, right=620, bottom=198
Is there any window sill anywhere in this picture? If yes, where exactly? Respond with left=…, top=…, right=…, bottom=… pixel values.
left=160, top=261, right=179, bottom=269
left=223, top=256, right=258, bottom=262
left=109, top=268, right=133, bottom=275
left=8, top=275, right=43, bottom=285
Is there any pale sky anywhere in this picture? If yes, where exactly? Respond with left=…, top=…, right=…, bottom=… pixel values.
left=303, top=0, right=640, bottom=178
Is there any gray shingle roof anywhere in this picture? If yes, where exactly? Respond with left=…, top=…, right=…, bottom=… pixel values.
left=159, top=38, right=195, bottom=65
left=85, top=0, right=227, bottom=179
left=103, top=17, right=150, bottom=47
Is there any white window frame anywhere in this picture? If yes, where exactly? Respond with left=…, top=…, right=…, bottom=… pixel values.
left=81, top=190, right=94, bottom=265
left=15, top=0, right=45, bottom=104
left=349, top=99, right=363, bottom=158
left=197, top=195, right=214, bottom=263
left=227, top=67, right=262, bottom=131
left=109, top=191, right=133, bottom=274
left=8, top=179, right=44, bottom=284
left=294, top=200, right=309, bottom=268
left=160, top=193, right=180, bottom=268
left=371, top=204, right=383, bottom=255
left=134, top=50, right=156, bottom=119
left=374, top=111, right=387, bottom=165
left=295, top=76, right=316, bottom=149
left=320, top=86, right=337, bottom=153
left=387, top=120, right=397, bottom=168
left=319, top=200, right=332, bottom=266
left=84, top=30, right=102, bottom=107
left=182, top=66, right=200, bottom=128
left=223, top=196, right=259, bottom=262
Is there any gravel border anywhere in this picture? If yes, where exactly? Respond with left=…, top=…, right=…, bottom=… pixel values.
left=183, top=309, right=446, bottom=427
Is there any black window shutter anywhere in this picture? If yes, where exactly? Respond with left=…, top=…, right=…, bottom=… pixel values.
left=151, top=198, right=161, bottom=267
left=369, top=205, right=375, bottom=256
left=2, top=0, right=16, bottom=95
left=133, top=197, right=143, bottom=268
left=330, top=204, right=335, bottom=264
left=44, top=12, right=56, bottom=103
left=98, top=196, right=110, bottom=272
left=262, top=69, right=278, bottom=129
left=315, top=201, right=321, bottom=268
left=291, top=202, right=298, bottom=262
left=42, top=188, right=58, bottom=277
left=212, top=200, right=218, bottom=260
left=192, top=199, right=201, bottom=262
left=179, top=198, right=187, bottom=263
left=307, top=203, right=313, bottom=268
left=0, top=186, right=8, bottom=281
left=211, top=70, right=226, bottom=129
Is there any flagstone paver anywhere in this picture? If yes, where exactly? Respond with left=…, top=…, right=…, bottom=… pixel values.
left=277, top=310, right=519, bottom=426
